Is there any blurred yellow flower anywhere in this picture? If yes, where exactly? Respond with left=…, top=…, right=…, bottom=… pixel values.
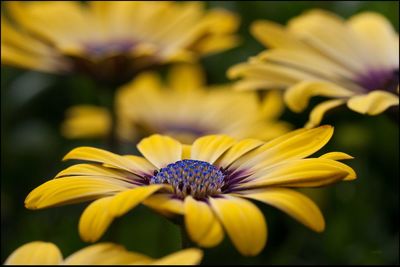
left=1, top=1, right=239, bottom=84
left=228, top=9, right=399, bottom=127
left=61, top=64, right=291, bottom=143
left=4, top=241, right=203, bottom=265
left=25, top=126, right=356, bottom=256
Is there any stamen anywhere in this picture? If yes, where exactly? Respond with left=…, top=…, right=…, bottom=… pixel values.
left=149, top=159, right=225, bottom=199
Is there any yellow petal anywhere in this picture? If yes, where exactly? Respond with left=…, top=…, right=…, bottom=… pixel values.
left=184, top=196, right=224, bottom=248
left=191, top=135, right=236, bottom=164
left=241, top=158, right=354, bottom=188
left=349, top=12, right=399, bottom=68
left=228, top=61, right=318, bottom=85
left=150, top=248, right=203, bottom=265
left=1, top=44, right=60, bottom=73
left=190, top=35, right=240, bottom=55
left=260, top=90, right=285, bottom=120
left=209, top=196, right=267, bottom=256
left=237, top=188, right=325, bottom=232
left=319, top=152, right=354, bottom=161
left=108, top=185, right=164, bottom=217
left=257, top=49, right=354, bottom=79
left=143, top=193, right=184, bottom=217
left=54, top=163, right=135, bottom=183
left=305, top=99, right=346, bottom=128
left=137, top=135, right=182, bottom=169
left=230, top=125, right=334, bottom=173
left=122, top=155, right=157, bottom=176
left=287, top=9, right=368, bottom=73
left=250, top=20, right=308, bottom=49
left=79, top=197, right=115, bottom=243
left=79, top=185, right=163, bottom=242
left=284, top=81, right=354, bottom=113
left=216, top=139, right=263, bottom=168
left=25, top=177, right=129, bottom=209
left=61, top=105, right=110, bottom=139
left=231, top=78, right=288, bottom=91
left=318, top=153, right=356, bottom=181
left=182, top=145, right=192, bottom=160
left=4, top=241, right=63, bottom=265
left=63, top=243, right=152, bottom=265
left=63, top=147, right=153, bottom=176
left=347, top=91, right=399, bottom=115
left=167, top=63, right=205, bottom=91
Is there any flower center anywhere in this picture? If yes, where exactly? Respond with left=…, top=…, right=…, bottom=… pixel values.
left=356, top=68, right=399, bottom=93
left=149, top=159, right=225, bottom=199
left=84, top=40, right=136, bottom=56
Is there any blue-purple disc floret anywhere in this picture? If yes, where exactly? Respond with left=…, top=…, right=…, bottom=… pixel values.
left=149, top=159, right=225, bottom=199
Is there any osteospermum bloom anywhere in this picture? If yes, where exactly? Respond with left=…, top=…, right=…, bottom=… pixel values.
left=26, top=126, right=356, bottom=256
left=1, top=1, right=239, bottom=84
left=228, top=9, right=399, bottom=127
left=4, top=241, right=203, bottom=265
left=61, top=64, right=290, bottom=143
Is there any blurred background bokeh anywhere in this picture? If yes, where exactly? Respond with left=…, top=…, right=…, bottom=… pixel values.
left=1, top=1, right=399, bottom=264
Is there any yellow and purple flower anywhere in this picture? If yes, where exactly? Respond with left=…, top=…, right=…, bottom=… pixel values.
left=228, top=9, right=399, bottom=127
left=25, top=126, right=356, bottom=256
left=1, top=1, right=239, bottom=84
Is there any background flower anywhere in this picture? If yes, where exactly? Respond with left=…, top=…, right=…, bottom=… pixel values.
left=228, top=9, right=399, bottom=127
left=1, top=1, right=239, bottom=85
left=61, top=63, right=291, bottom=144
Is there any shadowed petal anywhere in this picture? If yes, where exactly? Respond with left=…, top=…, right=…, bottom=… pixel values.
left=209, top=195, right=267, bottom=256
left=184, top=196, right=224, bottom=247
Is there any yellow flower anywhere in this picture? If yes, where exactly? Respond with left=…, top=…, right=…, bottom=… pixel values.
left=4, top=241, right=203, bottom=265
left=1, top=1, right=239, bottom=84
left=61, top=64, right=291, bottom=143
left=228, top=9, right=399, bottom=127
left=25, top=126, right=356, bottom=256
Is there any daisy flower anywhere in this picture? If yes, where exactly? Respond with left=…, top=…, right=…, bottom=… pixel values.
left=4, top=241, right=203, bottom=265
left=25, top=126, right=356, bottom=256
left=228, top=9, right=399, bottom=127
left=61, top=64, right=291, bottom=143
left=1, top=1, right=239, bottom=84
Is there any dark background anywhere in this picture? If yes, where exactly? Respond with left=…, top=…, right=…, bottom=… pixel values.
left=1, top=1, right=399, bottom=264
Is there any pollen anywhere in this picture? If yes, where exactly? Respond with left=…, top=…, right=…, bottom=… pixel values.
left=149, top=159, right=225, bottom=199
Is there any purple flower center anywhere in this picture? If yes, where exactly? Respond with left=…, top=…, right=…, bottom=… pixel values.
left=84, top=40, right=136, bottom=56
left=149, top=160, right=225, bottom=199
left=356, top=68, right=399, bottom=92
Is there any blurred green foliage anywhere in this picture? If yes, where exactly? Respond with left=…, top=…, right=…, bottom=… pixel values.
left=1, top=1, right=399, bottom=264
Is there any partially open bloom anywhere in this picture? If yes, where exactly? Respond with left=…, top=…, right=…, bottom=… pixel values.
left=228, top=9, right=399, bottom=127
left=1, top=1, right=239, bottom=84
left=26, top=126, right=356, bottom=256
left=4, top=241, right=203, bottom=265
left=61, top=64, right=290, bottom=143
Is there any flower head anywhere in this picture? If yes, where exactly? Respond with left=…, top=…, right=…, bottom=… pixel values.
left=4, top=241, right=203, bottom=265
left=25, top=126, right=356, bottom=256
left=1, top=1, right=239, bottom=84
left=61, top=64, right=290, bottom=143
left=228, top=9, right=399, bottom=127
